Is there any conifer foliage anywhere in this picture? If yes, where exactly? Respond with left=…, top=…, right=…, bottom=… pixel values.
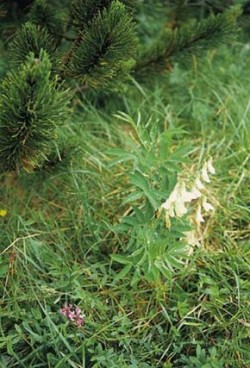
left=9, top=22, right=56, bottom=66
left=70, top=0, right=135, bottom=29
left=0, top=0, right=243, bottom=173
left=29, top=0, right=64, bottom=44
left=135, top=5, right=242, bottom=76
left=0, top=50, right=69, bottom=172
left=63, top=1, right=137, bottom=88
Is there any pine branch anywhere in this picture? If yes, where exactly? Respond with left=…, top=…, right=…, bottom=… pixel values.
left=70, top=0, right=136, bottom=30
left=62, top=1, right=137, bottom=89
left=70, top=0, right=110, bottom=30
left=29, top=0, right=64, bottom=45
left=135, top=6, right=242, bottom=77
left=0, top=50, right=70, bottom=172
left=9, top=22, right=56, bottom=66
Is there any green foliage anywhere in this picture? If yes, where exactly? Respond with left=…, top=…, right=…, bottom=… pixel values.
left=70, top=0, right=136, bottom=29
left=109, top=113, right=192, bottom=283
left=63, top=1, right=137, bottom=89
left=163, top=0, right=239, bottom=23
left=0, top=50, right=69, bottom=172
left=0, top=39, right=250, bottom=366
left=0, top=2, right=250, bottom=368
left=181, top=345, right=224, bottom=367
left=29, top=0, right=64, bottom=44
left=9, top=22, right=56, bottom=66
left=70, top=0, right=111, bottom=29
left=135, top=6, right=242, bottom=76
left=0, top=40, right=8, bottom=79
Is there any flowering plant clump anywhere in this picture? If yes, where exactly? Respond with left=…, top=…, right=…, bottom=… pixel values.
left=60, top=304, right=85, bottom=327
left=159, top=157, right=216, bottom=255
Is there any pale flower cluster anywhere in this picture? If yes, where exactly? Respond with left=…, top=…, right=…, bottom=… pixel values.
left=159, top=157, right=216, bottom=253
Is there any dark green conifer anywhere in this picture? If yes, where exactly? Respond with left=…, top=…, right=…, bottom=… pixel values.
left=63, top=1, right=137, bottom=89
left=9, top=22, right=56, bottom=66
left=0, top=50, right=69, bottom=172
left=0, top=0, right=243, bottom=173
left=70, top=0, right=135, bottom=29
left=135, top=6, right=242, bottom=77
left=29, top=0, right=64, bottom=44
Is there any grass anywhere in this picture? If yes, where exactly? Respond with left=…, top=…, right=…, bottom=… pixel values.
left=0, top=39, right=250, bottom=367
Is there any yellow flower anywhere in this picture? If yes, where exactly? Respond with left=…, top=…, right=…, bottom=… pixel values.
left=0, top=209, right=7, bottom=217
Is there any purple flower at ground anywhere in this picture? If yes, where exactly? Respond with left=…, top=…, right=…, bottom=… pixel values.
left=60, top=304, right=85, bottom=327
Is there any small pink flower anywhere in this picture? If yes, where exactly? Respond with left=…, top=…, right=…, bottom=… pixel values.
left=68, top=311, right=76, bottom=321
left=75, top=316, right=84, bottom=327
left=74, top=307, right=85, bottom=327
left=75, top=307, right=81, bottom=316
left=60, top=304, right=85, bottom=328
left=60, top=304, right=73, bottom=317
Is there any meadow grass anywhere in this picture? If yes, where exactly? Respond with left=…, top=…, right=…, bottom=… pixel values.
left=0, top=40, right=250, bottom=367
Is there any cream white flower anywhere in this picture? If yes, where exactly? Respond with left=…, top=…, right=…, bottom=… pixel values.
left=189, top=186, right=202, bottom=200
left=185, top=230, right=201, bottom=247
left=161, top=183, right=179, bottom=211
left=161, top=182, right=190, bottom=218
left=174, top=197, right=188, bottom=217
left=169, top=184, right=179, bottom=202
left=207, top=157, right=215, bottom=175
left=180, top=182, right=196, bottom=202
left=201, top=163, right=210, bottom=183
left=182, top=191, right=196, bottom=202
left=160, top=156, right=216, bottom=233
left=168, top=204, right=175, bottom=217
left=202, top=198, right=214, bottom=212
left=195, top=205, right=205, bottom=223
left=170, top=183, right=181, bottom=202
left=161, top=198, right=172, bottom=211
left=195, top=177, right=205, bottom=190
